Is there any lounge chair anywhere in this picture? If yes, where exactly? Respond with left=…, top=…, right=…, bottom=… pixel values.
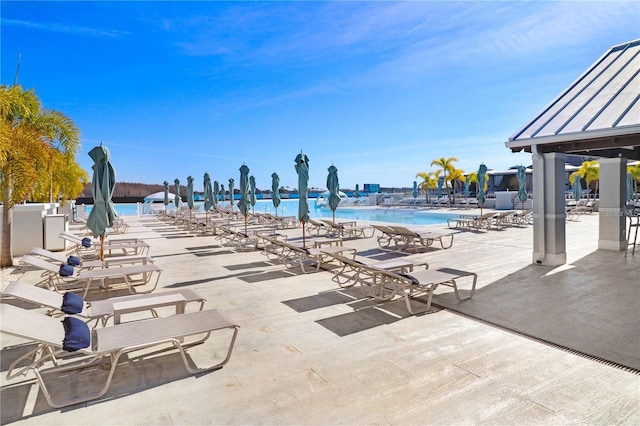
left=447, top=212, right=496, bottom=230
left=1, top=280, right=207, bottom=326
left=371, top=225, right=402, bottom=248
left=1, top=303, right=239, bottom=408
left=324, top=253, right=428, bottom=289
left=259, top=235, right=356, bottom=273
left=60, top=231, right=151, bottom=258
left=387, top=225, right=454, bottom=250
left=29, top=247, right=153, bottom=269
left=305, top=218, right=331, bottom=235
left=320, top=219, right=374, bottom=239
left=20, top=255, right=162, bottom=298
left=360, top=266, right=478, bottom=314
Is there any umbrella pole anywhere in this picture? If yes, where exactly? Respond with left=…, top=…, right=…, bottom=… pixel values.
left=302, top=222, right=306, bottom=248
left=100, top=235, right=105, bottom=262
left=244, top=215, right=247, bottom=235
left=333, top=211, right=335, bottom=224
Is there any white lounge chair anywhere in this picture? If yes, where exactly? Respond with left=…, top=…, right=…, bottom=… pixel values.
left=1, top=303, right=239, bottom=408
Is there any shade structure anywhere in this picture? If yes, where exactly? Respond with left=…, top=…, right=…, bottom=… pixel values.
left=294, top=152, right=310, bottom=248
left=572, top=174, right=583, bottom=202
left=626, top=172, right=633, bottom=202
left=249, top=176, right=257, bottom=212
left=327, top=165, right=340, bottom=223
left=213, top=181, right=219, bottom=207
left=412, top=181, right=418, bottom=199
left=355, top=183, right=360, bottom=198
left=203, top=173, right=213, bottom=213
left=163, top=181, right=170, bottom=213
left=174, top=179, right=181, bottom=209
left=228, top=178, right=235, bottom=209
left=464, top=176, right=470, bottom=198
left=238, top=165, right=250, bottom=234
left=271, top=173, right=281, bottom=216
left=516, top=166, right=528, bottom=208
left=86, top=145, right=117, bottom=261
left=477, top=164, right=487, bottom=214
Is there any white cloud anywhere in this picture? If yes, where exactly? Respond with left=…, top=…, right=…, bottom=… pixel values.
left=1, top=18, right=128, bottom=38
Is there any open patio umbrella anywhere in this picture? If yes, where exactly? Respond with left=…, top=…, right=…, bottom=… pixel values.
left=249, top=175, right=257, bottom=213
left=174, top=179, right=181, bottom=210
left=295, top=151, right=310, bottom=248
left=626, top=172, right=633, bottom=203
left=464, top=176, right=470, bottom=199
left=271, top=172, right=281, bottom=217
left=572, top=174, right=583, bottom=202
left=186, top=175, right=195, bottom=221
left=477, top=164, right=487, bottom=215
left=203, top=172, right=213, bottom=221
left=412, top=181, right=418, bottom=199
left=86, top=144, right=117, bottom=262
left=228, top=178, right=235, bottom=209
left=355, top=183, right=360, bottom=198
left=163, top=181, right=170, bottom=214
left=238, top=165, right=250, bottom=234
left=516, top=166, right=527, bottom=211
left=327, top=165, right=340, bottom=223
left=213, top=180, right=219, bottom=209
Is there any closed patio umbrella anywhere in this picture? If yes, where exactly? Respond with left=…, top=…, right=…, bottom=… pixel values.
left=174, top=179, right=181, bottom=210
left=572, top=174, right=583, bottom=202
left=464, top=176, right=470, bottom=199
left=437, top=179, right=443, bottom=199
left=626, top=172, right=633, bottom=203
left=186, top=175, right=195, bottom=221
left=355, top=183, right=360, bottom=198
left=213, top=180, right=219, bottom=209
left=249, top=176, right=257, bottom=213
left=477, top=164, right=487, bottom=215
left=220, top=184, right=225, bottom=202
left=86, top=144, right=117, bottom=262
left=412, top=181, right=418, bottom=199
left=163, top=181, right=170, bottom=214
left=516, top=166, right=527, bottom=211
left=295, top=151, right=310, bottom=248
left=271, top=172, right=281, bottom=217
left=228, top=178, right=235, bottom=210
left=238, top=165, right=250, bottom=234
left=327, top=165, right=340, bottom=223
left=203, top=172, right=213, bottom=221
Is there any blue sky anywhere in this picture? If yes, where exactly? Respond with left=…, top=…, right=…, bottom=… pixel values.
left=2, top=1, right=639, bottom=192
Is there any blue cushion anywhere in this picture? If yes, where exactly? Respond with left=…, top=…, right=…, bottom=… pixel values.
left=61, top=292, right=84, bottom=314
left=61, top=317, right=90, bottom=351
left=81, top=237, right=92, bottom=248
left=59, top=264, right=74, bottom=277
left=67, top=255, right=81, bottom=266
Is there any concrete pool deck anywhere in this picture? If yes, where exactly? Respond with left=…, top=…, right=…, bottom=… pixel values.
left=1, top=209, right=639, bottom=425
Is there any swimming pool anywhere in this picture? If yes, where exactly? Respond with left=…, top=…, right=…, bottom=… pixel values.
left=84, top=199, right=458, bottom=226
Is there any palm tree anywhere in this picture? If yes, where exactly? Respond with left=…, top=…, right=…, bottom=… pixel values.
left=574, top=160, right=600, bottom=200
left=431, top=157, right=458, bottom=204
left=415, top=170, right=440, bottom=203
left=629, top=164, right=640, bottom=202
left=1, top=84, right=80, bottom=267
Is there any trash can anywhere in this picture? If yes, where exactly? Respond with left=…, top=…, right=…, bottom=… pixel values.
left=44, top=214, right=69, bottom=251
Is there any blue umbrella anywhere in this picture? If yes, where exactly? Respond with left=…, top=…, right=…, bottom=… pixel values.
left=516, top=166, right=527, bottom=210
left=271, top=172, right=281, bottom=216
left=238, top=164, right=250, bottom=233
left=86, top=144, right=117, bottom=261
left=163, top=181, right=170, bottom=214
left=228, top=178, right=235, bottom=209
left=203, top=173, right=213, bottom=219
left=626, top=172, right=633, bottom=203
left=572, top=174, right=583, bottom=203
left=412, top=181, right=418, bottom=199
left=477, top=164, right=487, bottom=214
left=294, top=151, right=310, bottom=248
left=355, top=183, right=360, bottom=198
left=174, top=179, right=181, bottom=210
left=213, top=180, right=219, bottom=208
left=464, top=176, right=470, bottom=199
left=249, top=175, right=257, bottom=213
left=327, top=165, right=340, bottom=223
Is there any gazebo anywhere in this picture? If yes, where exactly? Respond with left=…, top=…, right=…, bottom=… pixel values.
left=505, top=39, right=640, bottom=265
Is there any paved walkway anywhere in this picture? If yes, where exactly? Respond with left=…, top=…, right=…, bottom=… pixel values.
left=1, top=210, right=639, bottom=425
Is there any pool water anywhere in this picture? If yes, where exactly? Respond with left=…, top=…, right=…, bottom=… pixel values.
left=86, top=199, right=458, bottom=226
